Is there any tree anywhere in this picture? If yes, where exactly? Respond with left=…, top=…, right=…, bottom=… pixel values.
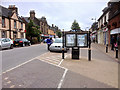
left=71, top=20, right=81, bottom=31
left=26, top=19, right=41, bottom=44
left=56, top=31, right=62, bottom=38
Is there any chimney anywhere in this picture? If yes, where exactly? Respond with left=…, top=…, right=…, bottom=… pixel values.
left=30, top=10, right=35, bottom=20
left=8, top=5, right=18, bottom=15
left=52, top=24, right=54, bottom=27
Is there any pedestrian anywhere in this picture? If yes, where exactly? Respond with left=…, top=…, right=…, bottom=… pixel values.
left=117, top=34, right=120, bottom=45
left=46, top=37, right=53, bottom=50
left=111, top=35, right=116, bottom=51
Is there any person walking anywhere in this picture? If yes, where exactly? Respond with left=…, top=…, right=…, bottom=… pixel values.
left=111, top=35, right=116, bottom=51
left=46, top=37, right=53, bottom=50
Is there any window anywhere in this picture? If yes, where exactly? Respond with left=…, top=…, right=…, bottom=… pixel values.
left=2, top=31, right=6, bottom=38
left=21, top=33, right=24, bottom=38
left=104, top=16, right=106, bottom=23
left=21, top=22, right=23, bottom=29
left=2, top=18, right=5, bottom=28
left=14, top=20, right=16, bottom=28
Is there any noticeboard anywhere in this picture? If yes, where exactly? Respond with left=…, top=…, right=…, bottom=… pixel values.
left=65, top=34, right=76, bottom=47
left=77, top=34, right=88, bottom=47
left=65, top=32, right=88, bottom=48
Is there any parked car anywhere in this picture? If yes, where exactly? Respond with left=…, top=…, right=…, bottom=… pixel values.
left=14, top=38, right=31, bottom=47
left=0, top=38, right=13, bottom=49
left=49, top=38, right=68, bottom=52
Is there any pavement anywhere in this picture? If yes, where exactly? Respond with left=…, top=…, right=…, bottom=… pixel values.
left=1, top=43, right=119, bottom=89
left=61, top=43, right=119, bottom=88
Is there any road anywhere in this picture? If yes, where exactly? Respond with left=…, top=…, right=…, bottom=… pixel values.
left=2, top=44, right=48, bottom=72
left=1, top=44, right=117, bottom=89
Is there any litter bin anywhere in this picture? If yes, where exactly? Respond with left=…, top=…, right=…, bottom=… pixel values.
left=72, top=47, right=79, bottom=59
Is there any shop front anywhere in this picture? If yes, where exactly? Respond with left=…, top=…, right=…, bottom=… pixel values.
left=103, top=28, right=108, bottom=45
left=98, top=29, right=104, bottom=44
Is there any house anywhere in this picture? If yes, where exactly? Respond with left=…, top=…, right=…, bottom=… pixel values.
left=0, top=5, right=26, bottom=40
left=22, top=10, right=61, bottom=40
left=97, top=6, right=109, bottom=45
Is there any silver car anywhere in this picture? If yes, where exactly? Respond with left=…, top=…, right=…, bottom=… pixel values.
left=0, top=38, right=13, bottom=49
left=49, top=38, right=68, bottom=52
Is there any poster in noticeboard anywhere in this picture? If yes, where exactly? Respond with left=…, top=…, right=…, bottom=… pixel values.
left=66, top=34, right=76, bottom=47
left=77, top=34, right=88, bottom=47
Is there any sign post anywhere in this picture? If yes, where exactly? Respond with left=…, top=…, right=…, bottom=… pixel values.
left=88, top=30, right=91, bottom=61
left=62, top=29, right=65, bottom=59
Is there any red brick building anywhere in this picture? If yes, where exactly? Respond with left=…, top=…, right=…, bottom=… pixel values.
left=108, top=2, right=120, bottom=46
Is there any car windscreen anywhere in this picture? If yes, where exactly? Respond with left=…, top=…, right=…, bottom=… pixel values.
left=14, top=39, right=23, bottom=41
left=54, top=38, right=62, bottom=43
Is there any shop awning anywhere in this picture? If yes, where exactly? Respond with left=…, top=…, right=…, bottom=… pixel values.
left=110, top=28, right=120, bottom=35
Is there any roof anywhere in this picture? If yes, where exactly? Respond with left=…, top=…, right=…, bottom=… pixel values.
left=98, top=7, right=109, bottom=21
left=22, top=17, right=40, bottom=26
left=0, top=5, right=13, bottom=17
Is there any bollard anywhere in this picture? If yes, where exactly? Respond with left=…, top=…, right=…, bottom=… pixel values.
left=62, top=48, right=64, bottom=59
left=116, top=47, right=118, bottom=58
left=106, top=44, right=108, bottom=53
left=88, top=48, right=91, bottom=61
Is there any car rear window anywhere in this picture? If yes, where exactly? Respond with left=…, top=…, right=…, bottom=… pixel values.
left=14, top=39, right=23, bottom=41
left=54, top=38, right=62, bottom=43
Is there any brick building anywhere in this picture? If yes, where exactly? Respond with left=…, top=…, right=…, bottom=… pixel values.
left=0, top=5, right=26, bottom=40
left=108, top=2, right=120, bottom=45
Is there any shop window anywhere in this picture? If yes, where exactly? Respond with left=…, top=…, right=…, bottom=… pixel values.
left=2, top=18, right=5, bottom=28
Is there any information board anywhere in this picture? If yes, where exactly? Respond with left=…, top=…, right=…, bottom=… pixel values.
left=77, top=34, right=88, bottom=47
left=65, top=32, right=88, bottom=48
left=65, top=34, right=76, bottom=47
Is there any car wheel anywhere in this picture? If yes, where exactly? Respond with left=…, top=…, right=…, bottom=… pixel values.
left=22, top=43, right=25, bottom=47
left=28, top=43, right=31, bottom=46
left=10, top=44, right=13, bottom=49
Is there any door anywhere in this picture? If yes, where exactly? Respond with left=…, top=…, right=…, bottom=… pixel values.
left=6, top=38, right=11, bottom=48
left=1, top=39, right=7, bottom=49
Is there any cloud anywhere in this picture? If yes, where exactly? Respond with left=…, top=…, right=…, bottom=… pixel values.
left=1, top=1, right=109, bottom=31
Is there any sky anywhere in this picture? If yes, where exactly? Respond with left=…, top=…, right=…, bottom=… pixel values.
left=1, top=0, right=111, bottom=31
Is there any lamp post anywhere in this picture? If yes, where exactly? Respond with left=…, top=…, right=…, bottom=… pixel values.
left=62, top=29, right=65, bottom=59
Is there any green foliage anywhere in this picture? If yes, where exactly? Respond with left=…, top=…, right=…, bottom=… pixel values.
left=56, top=31, right=62, bottom=38
left=26, top=19, right=42, bottom=44
left=71, top=20, right=80, bottom=31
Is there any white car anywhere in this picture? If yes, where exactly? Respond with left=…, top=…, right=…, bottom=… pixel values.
left=0, top=38, right=13, bottom=49
left=49, top=38, right=68, bottom=52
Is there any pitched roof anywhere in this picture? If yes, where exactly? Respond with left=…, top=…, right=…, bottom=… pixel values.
left=22, top=17, right=40, bottom=26
left=0, top=5, right=13, bottom=17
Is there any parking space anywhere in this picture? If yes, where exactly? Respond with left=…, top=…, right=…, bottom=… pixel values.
left=2, top=59, right=65, bottom=88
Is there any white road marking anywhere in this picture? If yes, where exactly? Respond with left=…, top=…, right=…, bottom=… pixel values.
left=0, top=52, right=49, bottom=75
left=4, top=77, right=9, bottom=80
left=7, top=81, right=11, bottom=84
left=57, top=68, right=68, bottom=89
left=58, top=55, right=67, bottom=66
left=37, top=59, right=67, bottom=70
left=10, top=85, right=15, bottom=88
left=58, top=59, right=64, bottom=66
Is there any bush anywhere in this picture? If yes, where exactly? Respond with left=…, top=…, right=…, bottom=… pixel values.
left=32, top=37, right=38, bottom=44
